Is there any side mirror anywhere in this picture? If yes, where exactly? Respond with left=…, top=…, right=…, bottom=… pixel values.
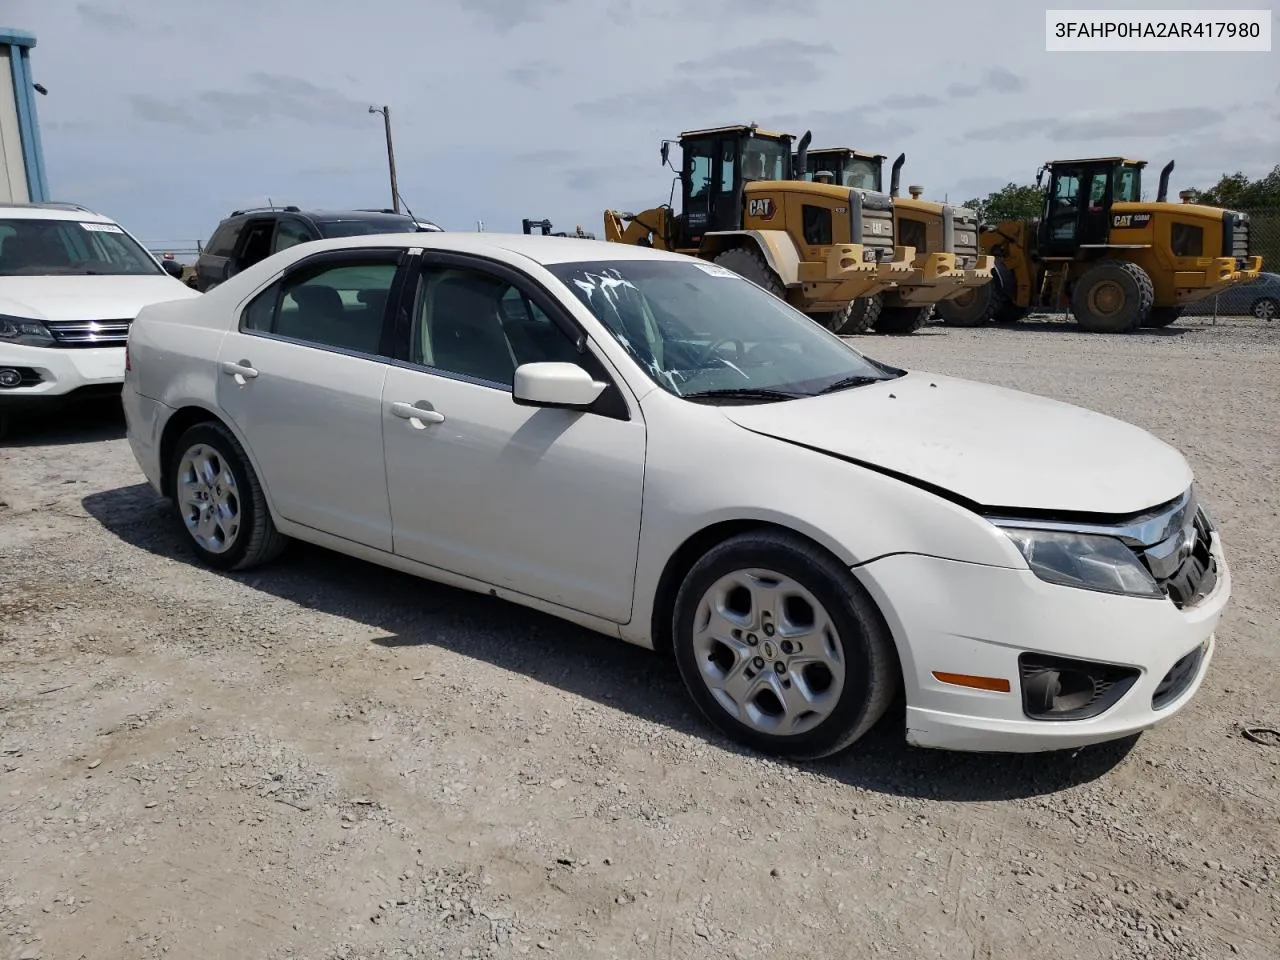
left=512, top=362, right=606, bottom=409
left=160, top=259, right=184, bottom=279
left=660, top=142, right=670, bottom=167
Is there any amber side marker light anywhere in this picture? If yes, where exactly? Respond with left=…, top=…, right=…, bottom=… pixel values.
left=932, top=672, right=1011, bottom=693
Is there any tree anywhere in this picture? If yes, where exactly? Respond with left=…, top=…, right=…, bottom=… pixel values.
left=963, top=182, right=1044, bottom=224
left=1183, top=164, right=1280, bottom=208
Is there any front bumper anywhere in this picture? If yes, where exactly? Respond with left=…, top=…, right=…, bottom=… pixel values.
left=889, top=253, right=996, bottom=306
left=1176, top=255, right=1264, bottom=303
left=0, top=343, right=125, bottom=410
left=851, top=532, right=1230, bottom=753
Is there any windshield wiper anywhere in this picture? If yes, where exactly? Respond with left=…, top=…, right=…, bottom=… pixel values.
left=817, top=375, right=887, bottom=395
left=681, top=387, right=804, bottom=403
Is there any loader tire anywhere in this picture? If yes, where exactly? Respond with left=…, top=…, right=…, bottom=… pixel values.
left=935, top=285, right=995, bottom=326
left=711, top=246, right=785, bottom=300
left=816, top=296, right=881, bottom=335
left=873, top=303, right=934, bottom=335
left=1070, top=260, right=1153, bottom=333
left=1142, top=306, right=1184, bottom=329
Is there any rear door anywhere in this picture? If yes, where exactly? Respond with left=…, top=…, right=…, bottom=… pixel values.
left=214, top=247, right=409, bottom=550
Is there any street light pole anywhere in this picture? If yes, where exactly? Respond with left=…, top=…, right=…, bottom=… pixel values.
left=368, top=104, right=399, bottom=214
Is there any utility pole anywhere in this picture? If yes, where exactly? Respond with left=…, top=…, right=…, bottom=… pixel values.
left=368, top=104, right=399, bottom=214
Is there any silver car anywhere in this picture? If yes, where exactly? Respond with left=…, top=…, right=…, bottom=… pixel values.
left=1205, top=272, right=1280, bottom=320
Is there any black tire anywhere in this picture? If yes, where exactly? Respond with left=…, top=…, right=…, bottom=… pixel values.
left=873, top=303, right=934, bottom=335
left=711, top=246, right=785, bottom=300
left=1142, top=305, right=1184, bottom=329
left=1070, top=259, right=1154, bottom=333
left=815, top=296, right=881, bottom=335
left=671, top=530, right=900, bottom=761
left=935, top=285, right=995, bottom=327
left=1252, top=296, right=1278, bottom=321
left=167, top=420, right=288, bottom=571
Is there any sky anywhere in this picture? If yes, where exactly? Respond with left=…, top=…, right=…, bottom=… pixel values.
left=6, top=0, right=1278, bottom=248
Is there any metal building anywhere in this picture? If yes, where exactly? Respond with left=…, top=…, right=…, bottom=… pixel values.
left=0, top=28, right=48, bottom=203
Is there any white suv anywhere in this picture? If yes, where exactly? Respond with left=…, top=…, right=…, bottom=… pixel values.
left=0, top=201, right=199, bottom=438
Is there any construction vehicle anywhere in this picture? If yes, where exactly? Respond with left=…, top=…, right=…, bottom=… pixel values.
left=602, top=123, right=929, bottom=334
left=522, top=218, right=596, bottom=239
left=935, top=158, right=1265, bottom=332
left=802, top=147, right=994, bottom=334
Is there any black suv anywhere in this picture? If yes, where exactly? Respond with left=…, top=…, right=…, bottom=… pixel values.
left=191, top=206, right=443, bottom=291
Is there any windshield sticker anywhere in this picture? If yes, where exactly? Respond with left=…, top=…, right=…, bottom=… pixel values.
left=693, top=262, right=739, bottom=279
left=80, top=222, right=123, bottom=233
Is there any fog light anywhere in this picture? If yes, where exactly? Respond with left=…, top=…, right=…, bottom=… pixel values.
left=1018, top=653, right=1140, bottom=721
left=0, top=368, right=22, bottom=388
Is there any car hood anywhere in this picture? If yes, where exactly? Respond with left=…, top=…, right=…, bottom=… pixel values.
left=0, top=274, right=199, bottom=322
left=722, top=371, right=1192, bottom=516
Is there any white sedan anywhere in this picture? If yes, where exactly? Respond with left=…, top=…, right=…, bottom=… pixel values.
left=121, top=231, right=1230, bottom=758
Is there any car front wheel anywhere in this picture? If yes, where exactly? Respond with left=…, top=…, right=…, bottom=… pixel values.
left=169, top=420, right=288, bottom=571
left=672, top=530, right=900, bottom=760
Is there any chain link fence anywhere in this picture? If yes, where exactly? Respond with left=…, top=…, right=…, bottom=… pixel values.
left=1242, top=206, right=1278, bottom=274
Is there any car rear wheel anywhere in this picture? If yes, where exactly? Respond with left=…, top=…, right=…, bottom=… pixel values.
left=672, top=530, right=899, bottom=760
left=169, top=420, right=288, bottom=571
left=1252, top=296, right=1278, bottom=320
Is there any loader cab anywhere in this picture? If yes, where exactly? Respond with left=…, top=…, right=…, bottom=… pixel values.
left=673, top=124, right=794, bottom=248
left=802, top=148, right=886, bottom=192
left=1037, top=157, right=1145, bottom=257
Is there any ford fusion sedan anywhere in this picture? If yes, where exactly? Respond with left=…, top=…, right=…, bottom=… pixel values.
left=121, top=231, right=1229, bottom=758
left=0, top=201, right=199, bottom=438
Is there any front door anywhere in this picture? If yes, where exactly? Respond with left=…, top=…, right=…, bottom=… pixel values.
left=1041, top=165, right=1112, bottom=255
left=215, top=248, right=406, bottom=551
left=381, top=252, right=647, bottom=623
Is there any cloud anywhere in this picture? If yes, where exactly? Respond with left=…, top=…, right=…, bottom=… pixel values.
left=882, top=94, right=945, bottom=110
left=131, top=74, right=375, bottom=131
left=74, top=2, right=136, bottom=32
left=515, top=148, right=577, bottom=164
left=505, top=61, right=562, bottom=89
left=128, top=94, right=202, bottom=131
left=948, top=67, right=1028, bottom=99
left=677, top=39, right=839, bottom=85
left=452, top=0, right=571, bottom=31
left=962, top=107, right=1224, bottom=143
left=766, top=106, right=916, bottom=144
left=576, top=80, right=735, bottom=121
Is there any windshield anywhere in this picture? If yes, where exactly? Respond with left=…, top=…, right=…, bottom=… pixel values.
left=841, top=158, right=882, bottom=191
left=1113, top=165, right=1141, bottom=203
left=0, top=218, right=163, bottom=277
left=544, top=258, right=902, bottom=401
left=742, top=136, right=790, bottom=181
left=316, top=215, right=423, bottom=238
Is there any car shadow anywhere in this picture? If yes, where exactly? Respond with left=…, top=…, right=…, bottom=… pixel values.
left=1, top=399, right=126, bottom=448
left=82, top=482, right=1140, bottom=802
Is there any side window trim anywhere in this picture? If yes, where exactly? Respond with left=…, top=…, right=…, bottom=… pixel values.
left=235, top=246, right=412, bottom=360
left=390, top=250, right=633, bottom=421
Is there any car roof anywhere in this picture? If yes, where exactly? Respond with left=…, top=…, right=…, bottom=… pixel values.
left=225, top=207, right=417, bottom=221
left=0, top=202, right=116, bottom=224
left=275, top=230, right=694, bottom=267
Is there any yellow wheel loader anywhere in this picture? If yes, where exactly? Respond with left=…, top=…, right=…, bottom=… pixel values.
left=602, top=123, right=921, bottom=334
left=935, top=158, right=1264, bottom=332
left=802, top=148, right=994, bottom=335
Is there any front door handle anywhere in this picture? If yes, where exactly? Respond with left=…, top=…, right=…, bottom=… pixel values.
left=391, top=401, right=445, bottom=424
left=221, top=360, right=259, bottom=379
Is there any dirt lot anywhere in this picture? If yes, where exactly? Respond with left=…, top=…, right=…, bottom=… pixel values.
left=2, top=315, right=1278, bottom=960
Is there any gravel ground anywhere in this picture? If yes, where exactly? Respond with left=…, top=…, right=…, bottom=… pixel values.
left=1, top=313, right=1278, bottom=960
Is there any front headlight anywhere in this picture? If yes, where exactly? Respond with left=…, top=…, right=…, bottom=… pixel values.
left=0, top=314, right=55, bottom=348
left=1000, top=527, right=1163, bottom=599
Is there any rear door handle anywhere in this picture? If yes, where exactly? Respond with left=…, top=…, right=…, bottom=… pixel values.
left=221, top=360, right=259, bottom=379
left=391, top=401, right=445, bottom=424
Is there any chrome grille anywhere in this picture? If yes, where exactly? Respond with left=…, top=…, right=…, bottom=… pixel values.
left=44, top=318, right=132, bottom=348
left=953, top=211, right=980, bottom=265
left=1137, top=504, right=1217, bottom=609
left=1230, top=216, right=1250, bottom=259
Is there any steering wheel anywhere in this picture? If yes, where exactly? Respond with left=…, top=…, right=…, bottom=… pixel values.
left=689, top=337, right=746, bottom=369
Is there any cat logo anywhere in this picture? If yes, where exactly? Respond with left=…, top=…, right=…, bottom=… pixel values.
left=1112, top=212, right=1152, bottom=229
left=869, top=221, right=886, bottom=234
left=748, top=198, right=775, bottom=220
